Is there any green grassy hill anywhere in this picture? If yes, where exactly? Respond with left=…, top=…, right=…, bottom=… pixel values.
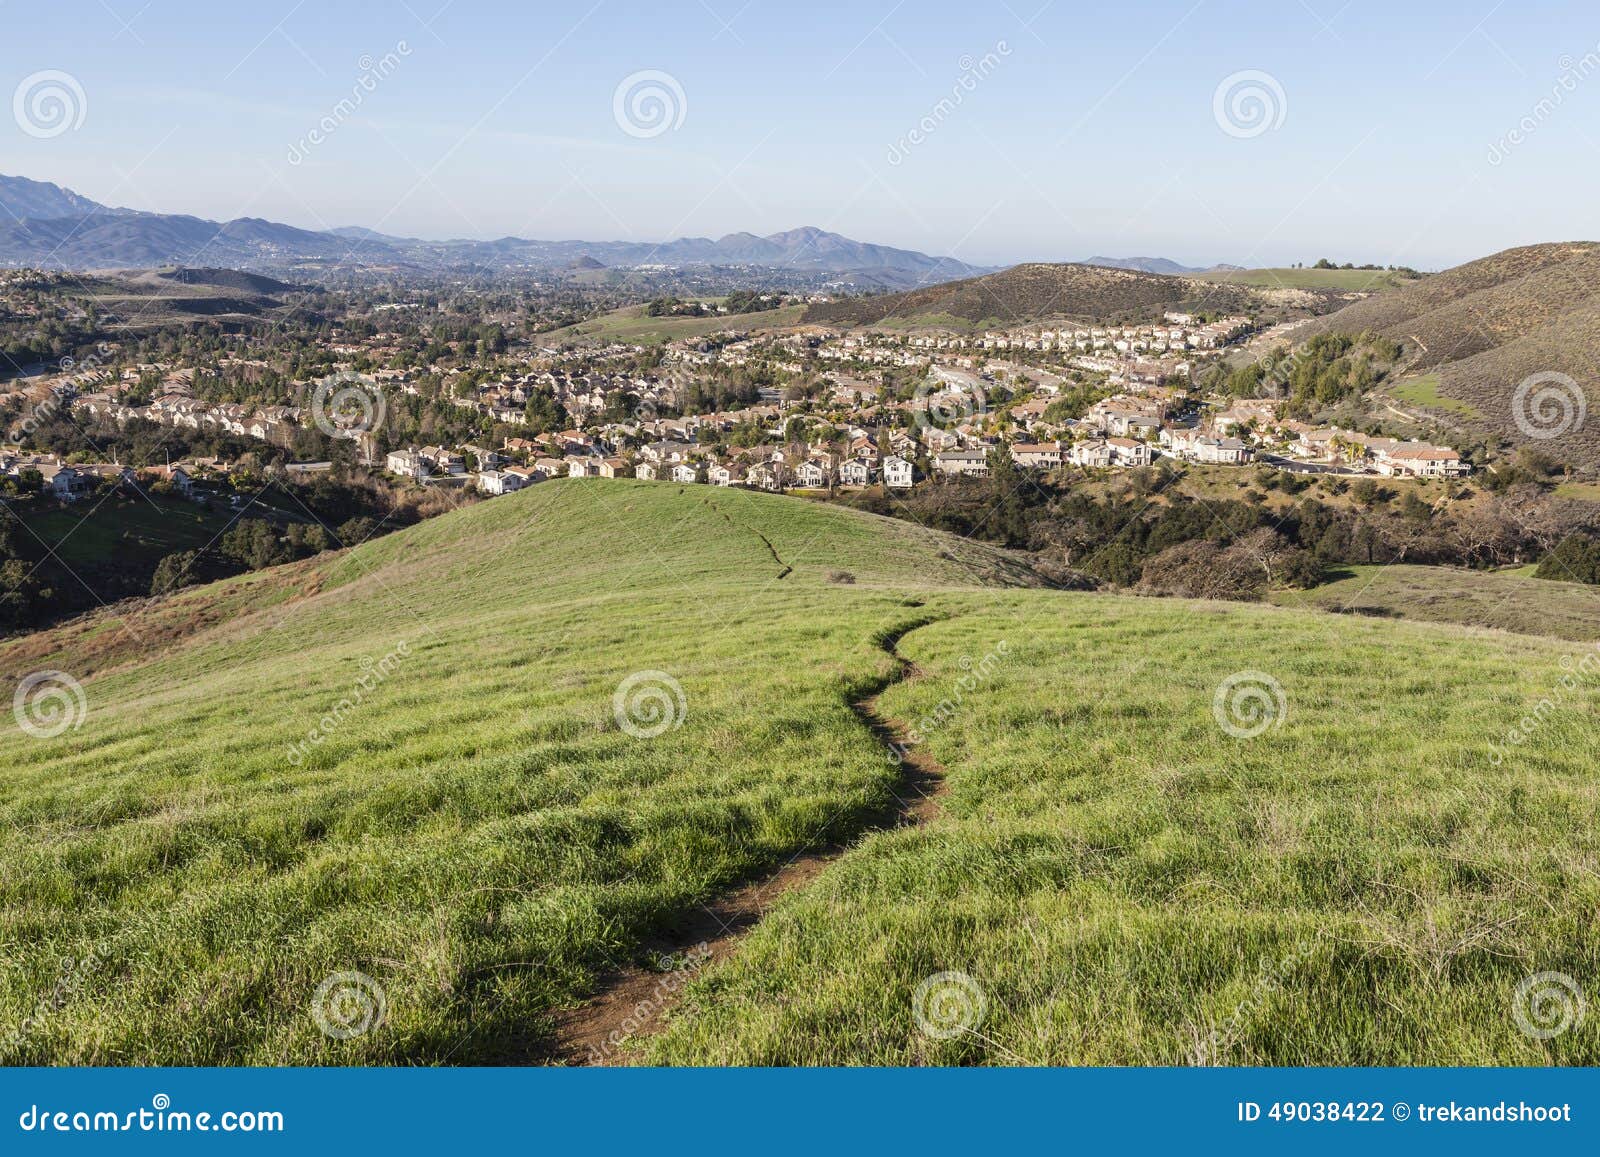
left=1194, top=266, right=1421, bottom=292
left=2, top=480, right=1596, bottom=1065
left=543, top=303, right=806, bottom=345
left=1271, top=563, right=1600, bottom=641
left=19, top=494, right=244, bottom=570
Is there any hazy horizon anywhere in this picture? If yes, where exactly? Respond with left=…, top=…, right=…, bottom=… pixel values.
left=11, top=0, right=1600, bottom=270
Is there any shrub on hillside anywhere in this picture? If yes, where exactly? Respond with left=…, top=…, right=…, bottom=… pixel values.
left=1534, top=535, right=1600, bottom=585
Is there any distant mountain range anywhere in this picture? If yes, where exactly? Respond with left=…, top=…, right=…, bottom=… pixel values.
left=0, top=174, right=135, bottom=222
left=1083, top=256, right=1244, bottom=275
left=0, top=174, right=986, bottom=286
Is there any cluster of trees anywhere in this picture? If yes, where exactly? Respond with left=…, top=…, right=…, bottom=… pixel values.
left=22, top=413, right=325, bottom=471
left=0, top=519, right=59, bottom=632
left=1200, top=332, right=1402, bottom=418
left=151, top=515, right=370, bottom=597
left=1300, top=260, right=1419, bottom=274
left=642, top=292, right=784, bottom=318
left=148, top=473, right=414, bottom=600
left=0, top=470, right=414, bottom=635
left=641, top=297, right=706, bottom=317
left=844, top=460, right=1598, bottom=600
left=1042, top=381, right=1114, bottom=424
left=0, top=278, right=103, bottom=370
left=1534, top=534, right=1600, bottom=584
left=720, top=290, right=784, bottom=314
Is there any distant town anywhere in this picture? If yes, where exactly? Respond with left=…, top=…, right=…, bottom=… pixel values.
left=4, top=305, right=1469, bottom=505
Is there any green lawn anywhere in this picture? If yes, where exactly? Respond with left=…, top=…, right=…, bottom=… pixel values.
left=1554, top=480, right=1600, bottom=503
left=2, top=480, right=1595, bottom=1065
left=1389, top=373, right=1483, bottom=418
left=1195, top=267, right=1420, bottom=292
left=0, top=481, right=1033, bottom=1063
left=19, top=495, right=242, bottom=569
left=1270, top=563, right=1600, bottom=641
left=545, top=304, right=806, bottom=345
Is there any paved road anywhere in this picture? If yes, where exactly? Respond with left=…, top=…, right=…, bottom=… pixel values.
left=1254, top=453, right=1367, bottom=476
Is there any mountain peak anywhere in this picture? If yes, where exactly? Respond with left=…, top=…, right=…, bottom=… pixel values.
left=0, top=173, right=118, bottom=222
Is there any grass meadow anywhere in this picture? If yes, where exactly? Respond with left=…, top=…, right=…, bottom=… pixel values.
left=646, top=598, right=1600, bottom=1064
left=0, top=481, right=1030, bottom=1063
left=1271, top=563, right=1600, bottom=642
left=1389, top=373, right=1484, bottom=418
left=1, top=480, right=1596, bottom=1064
left=542, top=303, right=807, bottom=345
left=20, top=495, right=244, bottom=570
left=1194, top=267, right=1420, bottom=292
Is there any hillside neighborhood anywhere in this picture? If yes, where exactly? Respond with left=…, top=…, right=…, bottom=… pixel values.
left=4, top=305, right=1469, bottom=505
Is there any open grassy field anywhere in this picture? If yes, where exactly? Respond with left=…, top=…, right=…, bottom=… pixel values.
left=1194, top=267, right=1420, bottom=292
left=2, top=481, right=1595, bottom=1065
left=1554, top=480, right=1600, bottom=503
left=0, top=481, right=1036, bottom=1063
left=1388, top=372, right=1484, bottom=419
left=647, top=600, right=1599, bottom=1064
left=1270, top=563, right=1600, bottom=641
left=18, top=495, right=244, bottom=570
left=544, top=304, right=806, bottom=345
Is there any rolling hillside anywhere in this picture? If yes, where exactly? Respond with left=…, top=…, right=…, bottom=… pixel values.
left=1, top=481, right=1595, bottom=1065
left=543, top=302, right=807, bottom=345
left=1303, top=242, right=1600, bottom=470
left=1195, top=266, right=1422, bottom=292
left=803, top=262, right=1268, bottom=328
left=60, top=267, right=311, bottom=330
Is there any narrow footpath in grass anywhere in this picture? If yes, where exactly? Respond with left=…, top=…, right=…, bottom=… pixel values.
left=549, top=616, right=951, bottom=1065
left=699, top=494, right=792, bottom=579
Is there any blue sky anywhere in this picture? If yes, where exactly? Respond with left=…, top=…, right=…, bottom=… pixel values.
left=8, top=0, right=1599, bottom=268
